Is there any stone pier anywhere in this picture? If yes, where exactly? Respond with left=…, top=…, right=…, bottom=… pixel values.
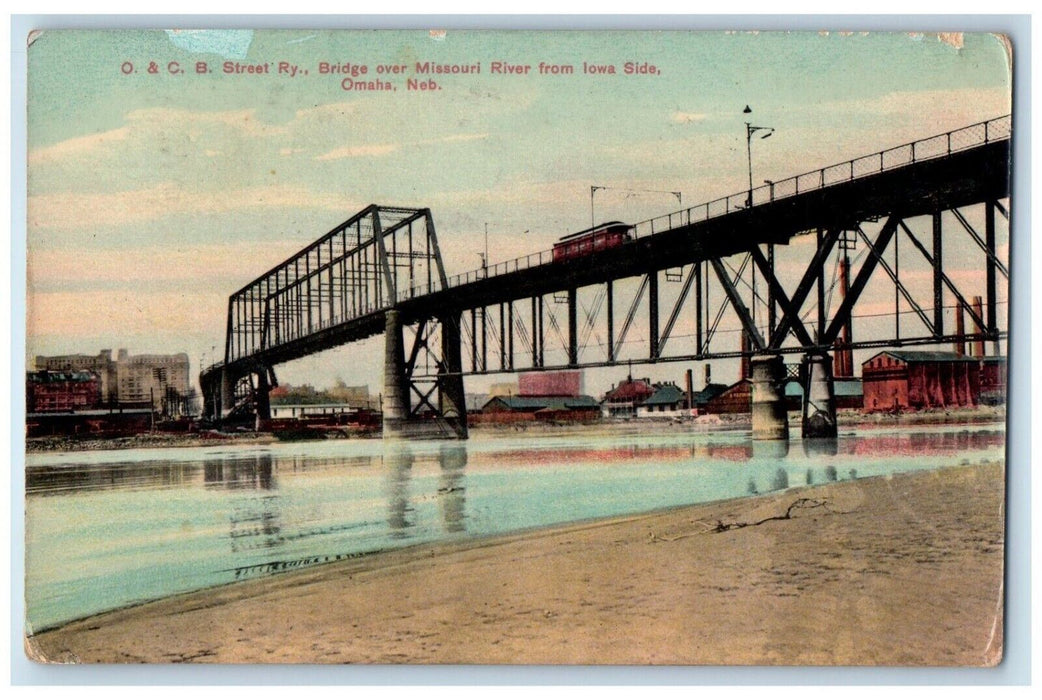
left=382, top=309, right=411, bottom=437
left=801, top=352, right=838, bottom=439
left=750, top=354, right=789, bottom=441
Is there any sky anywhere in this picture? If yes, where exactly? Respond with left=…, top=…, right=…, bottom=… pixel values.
left=24, top=29, right=1012, bottom=396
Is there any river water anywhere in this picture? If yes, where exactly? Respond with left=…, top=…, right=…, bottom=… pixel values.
left=24, top=422, right=1005, bottom=633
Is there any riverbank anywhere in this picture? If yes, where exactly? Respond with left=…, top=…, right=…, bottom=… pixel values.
left=26, top=460, right=1004, bottom=665
left=25, top=405, right=1004, bottom=453
left=25, top=431, right=280, bottom=454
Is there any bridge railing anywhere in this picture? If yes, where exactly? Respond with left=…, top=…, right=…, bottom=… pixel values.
left=630, top=114, right=1010, bottom=239
left=400, top=114, right=1010, bottom=302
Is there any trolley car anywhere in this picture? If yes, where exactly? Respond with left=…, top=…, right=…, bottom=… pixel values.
left=552, top=221, right=634, bottom=262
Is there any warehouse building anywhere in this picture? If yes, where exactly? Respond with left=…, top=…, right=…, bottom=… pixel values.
left=861, top=350, right=980, bottom=411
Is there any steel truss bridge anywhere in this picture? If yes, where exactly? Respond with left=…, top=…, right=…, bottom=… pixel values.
left=201, top=115, right=1011, bottom=439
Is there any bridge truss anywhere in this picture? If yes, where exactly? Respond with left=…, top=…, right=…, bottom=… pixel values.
left=450, top=201, right=1009, bottom=377
left=201, top=115, right=1011, bottom=439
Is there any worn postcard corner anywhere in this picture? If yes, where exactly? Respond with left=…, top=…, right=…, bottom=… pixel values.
left=24, top=28, right=1011, bottom=667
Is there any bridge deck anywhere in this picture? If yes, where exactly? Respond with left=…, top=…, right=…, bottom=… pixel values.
left=205, top=117, right=1010, bottom=380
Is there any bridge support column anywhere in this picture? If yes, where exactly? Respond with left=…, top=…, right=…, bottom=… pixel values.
left=383, top=309, right=410, bottom=437
left=254, top=368, right=272, bottom=429
left=801, top=352, right=837, bottom=439
left=439, top=313, right=469, bottom=439
left=219, top=368, right=235, bottom=420
left=750, top=354, right=788, bottom=441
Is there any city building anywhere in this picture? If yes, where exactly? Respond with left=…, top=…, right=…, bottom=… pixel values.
left=488, top=382, right=520, bottom=397
left=35, top=348, right=191, bottom=413
left=601, top=376, right=655, bottom=417
left=861, top=350, right=980, bottom=411
left=26, top=370, right=101, bottom=413
left=115, top=350, right=191, bottom=409
left=33, top=350, right=116, bottom=402
left=636, top=383, right=688, bottom=418
left=270, top=403, right=355, bottom=420
left=979, top=356, right=1007, bottom=405
left=691, top=383, right=729, bottom=412
left=480, top=395, right=601, bottom=423
left=518, top=370, right=583, bottom=397
left=704, top=379, right=752, bottom=414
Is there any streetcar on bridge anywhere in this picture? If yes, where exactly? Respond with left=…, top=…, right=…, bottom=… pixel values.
left=552, top=221, right=634, bottom=262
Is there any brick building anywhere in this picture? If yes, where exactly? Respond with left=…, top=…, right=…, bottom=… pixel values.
left=601, top=376, right=655, bottom=417
left=33, top=350, right=116, bottom=402
left=979, top=356, right=1007, bottom=405
left=26, top=370, right=101, bottom=413
left=518, top=370, right=583, bottom=397
left=704, top=379, right=752, bottom=414
left=862, top=350, right=980, bottom=411
left=35, top=348, right=190, bottom=412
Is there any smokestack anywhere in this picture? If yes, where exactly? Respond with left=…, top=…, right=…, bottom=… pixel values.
left=685, top=369, right=694, bottom=410
left=972, top=296, right=985, bottom=358
left=954, top=302, right=966, bottom=357
left=834, top=254, right=853, bottom=377
left=740, top=331, right=750, bottom=380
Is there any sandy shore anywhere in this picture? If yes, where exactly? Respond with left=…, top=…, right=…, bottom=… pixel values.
left=26, top=461, right=1004, bottom=666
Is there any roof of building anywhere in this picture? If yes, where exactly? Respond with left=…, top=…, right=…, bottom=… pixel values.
left=692, top=383, right=729, bottom=405
left=643, top=384, right=686, bottom=406
left=709, top=379, right=752, bottom=398
left=602, top=377, right=655, bottom=402
left=867, top=350, right=980, bottom=365
left=27, top=370, right=99, bottom=383
left=484, top=395, right=600, bottom=412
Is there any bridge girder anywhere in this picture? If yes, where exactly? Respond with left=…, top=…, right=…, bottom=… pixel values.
left=201, top=115, right=1011, bottom=424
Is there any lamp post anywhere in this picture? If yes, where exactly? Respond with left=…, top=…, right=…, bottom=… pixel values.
left=743, top=106, right=774, bottom=332
left=477, top=222, right=489, bottom=278
left=743, top=105, right=774, bottom=208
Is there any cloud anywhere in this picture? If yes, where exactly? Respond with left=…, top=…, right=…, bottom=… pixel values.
left=28, top=127, right=130, bottom=165
left=28, top=107, right=291, bottom=168
left=314, top=132, right=489, bottom=161
left=671, top=111, right=708, bottom=124
left=28, top=183, right=357, bottom=230
left=315, top=143, right=400, bottom=160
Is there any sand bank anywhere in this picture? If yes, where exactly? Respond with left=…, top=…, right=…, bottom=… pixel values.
left=26, top=462, right=1004, bottom=665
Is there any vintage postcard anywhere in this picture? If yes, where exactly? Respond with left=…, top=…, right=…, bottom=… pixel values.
left=23, top=28, right=1011, bottom=665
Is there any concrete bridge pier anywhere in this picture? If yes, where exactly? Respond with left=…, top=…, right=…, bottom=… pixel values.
left=801, top=352, right=838, bottom=439
left=254, top=367, right=272, bottom=429
left=383, top=309, right=411, bottom=437
left=219, top=368, right=236, bottom=419
left=750, top=354, right=789, bottom=441
left=438, top=312, right=469, bottom=439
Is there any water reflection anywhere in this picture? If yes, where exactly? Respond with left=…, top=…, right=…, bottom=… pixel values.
left=385, top=444, right=415, bottom=538
left=204, top=453, right=275, bottom=490
left=25, top=423, right=1006, bottom=632
left=802, top=437, right=839, bottom=458
left=753, top=439, right=789, bottom=460
left=25, top=461, right=198, bottom=495
left=25, top=450, right=377, bottom=495
left=384, top=443, right=468, bottom=539
left=438, top=445, right=467, bottom=533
